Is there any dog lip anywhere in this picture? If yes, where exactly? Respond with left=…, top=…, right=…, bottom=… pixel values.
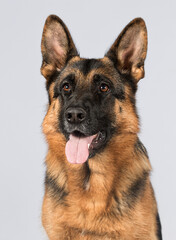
left=89, top=131, right=106, bottom=150
left=71, top=130, right=87, bottom=138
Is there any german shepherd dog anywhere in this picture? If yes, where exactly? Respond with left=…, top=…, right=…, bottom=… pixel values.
left=41, top=15, right=162, bottom=240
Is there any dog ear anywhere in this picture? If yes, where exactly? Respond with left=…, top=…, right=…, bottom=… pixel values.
left=106, top=18, right=147, bottom=82
left=41, top=15, right=78, bottom=80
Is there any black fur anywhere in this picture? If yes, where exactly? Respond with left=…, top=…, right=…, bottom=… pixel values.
left=125, top=171, right=148, bottom=207
left=72, top=59, right=105, bottom=75
left=54, top=73, right=75, bottom=98
left=82, top=161, right=91, bottom=189
left=56, top=72, right=117, bottom=138
left=93, top=73, right=125, bottom=101
left=114, top=171, right=149, bottom=212
left=156, top=213, right=162, bottom=240
left=135, top=138, right=149, bottom=159
left=45, top=173, right=68, bottom=204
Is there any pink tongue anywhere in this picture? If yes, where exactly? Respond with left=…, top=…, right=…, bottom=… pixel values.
left=65, top=134, right=95, bottom=164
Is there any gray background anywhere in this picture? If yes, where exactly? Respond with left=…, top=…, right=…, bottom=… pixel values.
left=0, top=0, right=175, bottom=239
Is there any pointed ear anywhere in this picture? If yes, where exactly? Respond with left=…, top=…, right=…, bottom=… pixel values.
left=41, top=15, right=78, bottom=80
left=106, top=18, right=147, bottom=82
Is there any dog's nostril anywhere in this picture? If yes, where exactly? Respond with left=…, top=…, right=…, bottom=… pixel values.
left=77, top=113, right=84, bottom=120
left=67, top=113, right=72, bottom=120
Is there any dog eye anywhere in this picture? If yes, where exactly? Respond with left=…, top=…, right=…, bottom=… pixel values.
left=100, top=83, right=109, bottom=92
left=63, top=83, right=71, bottom=92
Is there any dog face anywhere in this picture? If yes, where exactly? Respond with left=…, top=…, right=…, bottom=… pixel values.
left=41, top=15, right=147, bottom=164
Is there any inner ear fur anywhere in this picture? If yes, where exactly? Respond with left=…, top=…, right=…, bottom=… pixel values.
left=41, top=15, right=78, bottom=80
left=106, top=18, right=148, bottom=82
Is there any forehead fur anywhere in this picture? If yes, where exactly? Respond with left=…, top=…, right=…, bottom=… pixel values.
left=59, top=56, right=121, bottom=85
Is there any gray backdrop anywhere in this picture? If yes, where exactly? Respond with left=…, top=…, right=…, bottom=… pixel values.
left=0, top=0, right=175, bottom=239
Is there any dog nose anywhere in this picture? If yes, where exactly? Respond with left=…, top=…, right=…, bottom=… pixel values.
left=65, top=108, right=86, bottom=123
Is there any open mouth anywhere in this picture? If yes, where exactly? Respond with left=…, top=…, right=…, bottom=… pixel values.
left=65, top=131, right=106, bottom=164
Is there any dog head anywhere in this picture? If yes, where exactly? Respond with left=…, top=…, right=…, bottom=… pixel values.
left=41, top=15, right=147, bottom=164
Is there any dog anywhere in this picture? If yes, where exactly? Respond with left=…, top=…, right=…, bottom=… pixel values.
left=40, top=15, right=162, bottom=240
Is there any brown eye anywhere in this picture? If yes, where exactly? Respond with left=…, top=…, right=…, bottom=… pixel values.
left=100, top=83, right=109, bottom=92
left=63, top=83, right=71, bottom=92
